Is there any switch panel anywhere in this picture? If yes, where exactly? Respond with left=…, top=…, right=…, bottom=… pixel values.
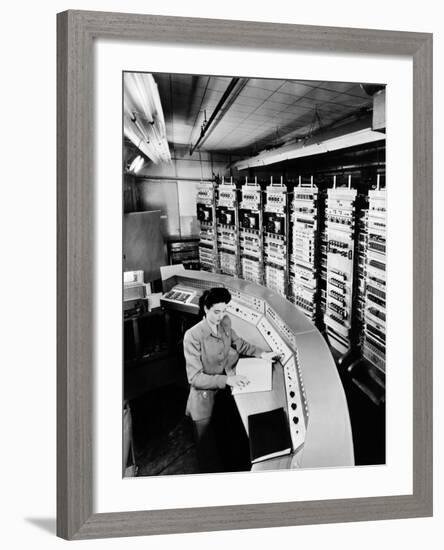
left=226, top=287, right=265, bottom=314
left=265, top=305, right=298, bottom=351
left=226, top=300, right=262, bottom=326
left=257, top=317, right=292, bottom=364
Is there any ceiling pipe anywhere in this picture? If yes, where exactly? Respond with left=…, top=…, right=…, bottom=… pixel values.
left=190, top=77, right=240, bottom=155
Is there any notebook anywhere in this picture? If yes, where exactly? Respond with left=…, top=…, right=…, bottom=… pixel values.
left=247, top=407, right=292, bottom=464
left=231, top=358, right=272, bottom=395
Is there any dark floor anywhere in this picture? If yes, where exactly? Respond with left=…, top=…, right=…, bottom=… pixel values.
left=338, top=360, right=385, bottom=466
left=128, top=356, right=385, bottom=477
left=130, top=383, right=199, bottom=476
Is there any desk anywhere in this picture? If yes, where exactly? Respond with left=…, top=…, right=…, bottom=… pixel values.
left=162, top=270, right=354, bottom=470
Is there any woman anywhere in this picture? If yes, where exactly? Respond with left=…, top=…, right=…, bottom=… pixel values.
left=183, top=286, right=276, bottom=472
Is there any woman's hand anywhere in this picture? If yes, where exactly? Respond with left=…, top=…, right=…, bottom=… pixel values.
left=260, top=351, right=282, bottom=362
left=226, top=374, right=250, bottom=389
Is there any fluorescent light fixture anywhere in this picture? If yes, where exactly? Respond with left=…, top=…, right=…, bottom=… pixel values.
left=128, top=155, right=141, bottom=172
left=123, top=73, right=171, bottom=164
left=234, top=118, right=385, bottom=170
left=128, top=155, right=145, bottom=174
left=133, top=156, right=145, bottom=174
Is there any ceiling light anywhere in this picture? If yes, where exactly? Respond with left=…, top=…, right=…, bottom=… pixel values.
left=123, top=73, right=171, bottom=164
left=128, top=156, right=141, bottom=172
left=133, top=156, right=145, bottom=173
left=234, top=118, right=385, bottom=170
left=128, top=155, right=145, bottom=174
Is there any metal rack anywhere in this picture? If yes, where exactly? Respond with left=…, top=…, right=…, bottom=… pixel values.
left=263, top=177, right=289, bottom=297
left=289, top=176, right=321, bottom=323
left=363, top=177, right=386, bottom=372
left=239, top=177, right=264, bottom=285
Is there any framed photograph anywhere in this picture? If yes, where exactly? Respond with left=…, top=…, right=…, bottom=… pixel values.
left=57, top=10, right=433, bottom=540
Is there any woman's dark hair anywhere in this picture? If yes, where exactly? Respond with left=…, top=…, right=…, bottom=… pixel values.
left=199, top=287, right=231, bottom=318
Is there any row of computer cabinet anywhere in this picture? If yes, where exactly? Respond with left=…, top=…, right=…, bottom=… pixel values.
left=196, top=178, right=386, bottom=370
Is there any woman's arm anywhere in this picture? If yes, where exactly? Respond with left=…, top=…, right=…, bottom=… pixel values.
left=183, top=330, right=227, bottom=389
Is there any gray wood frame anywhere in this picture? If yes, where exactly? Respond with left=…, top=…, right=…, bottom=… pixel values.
left=57, top=10, right=433, bottom=540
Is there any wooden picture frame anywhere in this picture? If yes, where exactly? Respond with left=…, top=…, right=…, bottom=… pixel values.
left=57, top=10, right=433, bottom=540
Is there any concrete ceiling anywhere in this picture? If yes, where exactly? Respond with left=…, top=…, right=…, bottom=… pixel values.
left=153, top=73, right=375, bottom=156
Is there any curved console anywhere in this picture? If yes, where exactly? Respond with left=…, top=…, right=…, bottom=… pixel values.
left=161, top=270, right=354, bottom=469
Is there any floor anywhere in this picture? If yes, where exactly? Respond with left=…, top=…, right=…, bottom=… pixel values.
left=338, top=359, right=385, bottom=466
left=130, top=383, right=200, bottom=476
left=128, top=357, right=386, bottom=477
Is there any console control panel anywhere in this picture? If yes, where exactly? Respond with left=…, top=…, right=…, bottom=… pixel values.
left=226, top=300, right=262, bottom=326
left=257, top=317, right=293, bottom=364
left=282, top=355, right=307, bottom=452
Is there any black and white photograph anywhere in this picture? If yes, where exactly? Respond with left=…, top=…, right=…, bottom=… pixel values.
left=1, top=0, right=439, bottom=544
left=122, top=71, right=387, bottom=478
